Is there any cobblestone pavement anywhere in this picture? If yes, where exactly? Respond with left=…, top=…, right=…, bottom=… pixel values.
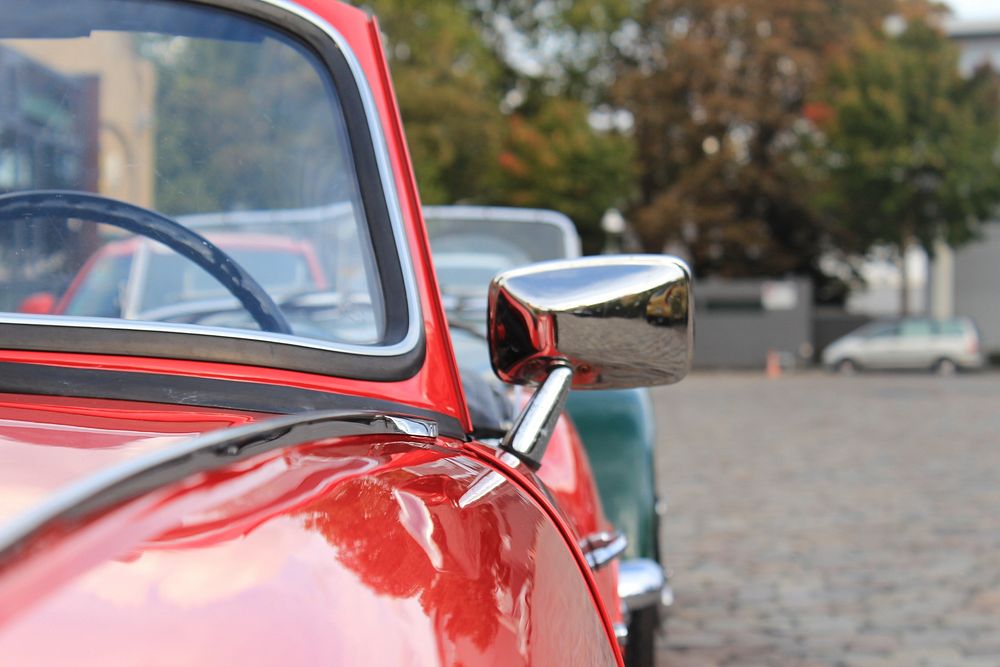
left=651, top=372, right=1000, bottom=667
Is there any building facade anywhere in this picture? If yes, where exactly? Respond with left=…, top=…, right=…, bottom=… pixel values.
left=947, top=20, right=1000, bottom=355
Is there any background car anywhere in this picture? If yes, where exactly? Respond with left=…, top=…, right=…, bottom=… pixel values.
left=19, top=212, right=381, bottom=344
left=425, top=204, right=671, bottom=667
left=822, top=317, right=984, bottom=374
left=20, top=232, right=326, bottom=318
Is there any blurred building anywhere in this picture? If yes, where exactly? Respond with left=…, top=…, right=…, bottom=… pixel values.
left=844, top=245, right=927, bottom=317
left=942, top=20, right=1000, bottom=356
left=840, top=20, right=1000, bottom=357
left=0, top=38, right=155, bottom=308
left=951, top=19, right=1000, bottom=72
left=6, top=36, right=156, bottom=206
left=693, top=278, right=813, bottom=369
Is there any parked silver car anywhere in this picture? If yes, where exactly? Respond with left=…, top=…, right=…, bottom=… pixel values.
left=822, top=318, right=984, bottom=374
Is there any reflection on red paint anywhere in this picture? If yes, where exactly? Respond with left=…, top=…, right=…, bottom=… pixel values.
left=0, top=437, right=618, bottom=666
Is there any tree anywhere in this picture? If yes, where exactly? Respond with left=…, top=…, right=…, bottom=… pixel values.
left=368, top=0, right=636, bottom=252
left=464, top=0, right=641, bottom=104
left=365, top=0, right=507, bottom=204
left=153, top=38, right=358, bottom=214
left=616, top=0, right=890, bottom=294
left=821, top=4, right=1000, bottom=314
left=493, top=97, right=635, bottom=252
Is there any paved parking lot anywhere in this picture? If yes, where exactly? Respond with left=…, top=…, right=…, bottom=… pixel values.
left=652, top=372, right=1000, bottom=667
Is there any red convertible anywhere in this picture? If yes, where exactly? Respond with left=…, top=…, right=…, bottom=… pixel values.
left=0, top=1, right=692, bottom=665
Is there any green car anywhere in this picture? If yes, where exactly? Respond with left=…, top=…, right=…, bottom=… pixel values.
left=425, top=205, right=670, bottom=667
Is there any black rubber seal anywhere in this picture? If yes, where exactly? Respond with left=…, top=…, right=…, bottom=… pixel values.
left=0, top=361, right=467, bottom=441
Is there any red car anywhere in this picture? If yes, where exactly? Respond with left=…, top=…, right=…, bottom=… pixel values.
left=0, top=1, right=692, bottom=665
left=20, top=232, right=327, bottom=319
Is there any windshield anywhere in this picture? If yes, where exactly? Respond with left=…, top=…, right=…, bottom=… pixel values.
left=0, top=0, right=385, bottom=346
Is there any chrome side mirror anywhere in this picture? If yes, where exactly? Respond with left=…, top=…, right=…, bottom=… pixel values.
left=488, top=255, right=693, bottom=390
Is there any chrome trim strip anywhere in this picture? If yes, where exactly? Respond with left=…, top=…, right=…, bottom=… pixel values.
left=0, top=0, right=423, bottom=361
left=457, top=451, right=520, bottom=508
left=618, top=558, right=669, bottom=612
left=381, top=414, right=438, bottom=438
left=0, top=410, right=438, bottom=565
left=580, top=530, right=628, bottom=570
left=0, top=313, right=412, bottom=356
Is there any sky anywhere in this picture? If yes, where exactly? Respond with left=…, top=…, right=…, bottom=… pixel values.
left=947, top=0, right=1000, bottom=21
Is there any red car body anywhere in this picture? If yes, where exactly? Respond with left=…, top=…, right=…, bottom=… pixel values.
left=0, top=1, right=624, bottom=664
left=21, top=233, right=328, bottom=318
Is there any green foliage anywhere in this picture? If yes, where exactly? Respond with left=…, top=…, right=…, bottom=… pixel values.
left=152, top=38, right=353, bottom=215
left=148, top=0, right=1000, bottom=311
left=821, top=9, right=1000, bottom=254
left=493, top=98, right=635, bottom=253
left=616, top=0, right=892, bottom=284
left=465, top=0, right=642, bottom=103
left=364, top=0, right=506, bottom=204
left=365, top=0, right=635, bottom=250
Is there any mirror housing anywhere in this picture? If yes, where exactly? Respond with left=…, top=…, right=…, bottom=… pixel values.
left=488, top=255, right=693, bottom=390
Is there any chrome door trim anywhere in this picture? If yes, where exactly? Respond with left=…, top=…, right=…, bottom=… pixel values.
left=579, top=530, right=628, bottom=570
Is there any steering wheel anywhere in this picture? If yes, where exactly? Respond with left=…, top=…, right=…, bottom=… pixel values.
left=0, top=190, right=294, bottom=335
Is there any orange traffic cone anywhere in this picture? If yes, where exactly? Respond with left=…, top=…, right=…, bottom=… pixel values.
left=766, top=349, right=782, bottom=379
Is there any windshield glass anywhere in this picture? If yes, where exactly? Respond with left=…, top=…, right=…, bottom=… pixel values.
left=0, top=0, right=384, bottom=345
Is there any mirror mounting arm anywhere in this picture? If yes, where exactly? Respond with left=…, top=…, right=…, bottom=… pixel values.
left=499, top=364, right=573, bottom=470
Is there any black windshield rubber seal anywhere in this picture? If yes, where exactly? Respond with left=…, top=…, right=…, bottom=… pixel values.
left=0, top=361, right=467, bottom=441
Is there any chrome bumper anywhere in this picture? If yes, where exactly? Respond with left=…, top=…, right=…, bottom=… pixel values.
left=618, top=557, right=672, bottom=615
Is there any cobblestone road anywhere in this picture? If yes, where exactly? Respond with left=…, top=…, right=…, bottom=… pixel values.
left=652, top=372, right=1000, bottom=667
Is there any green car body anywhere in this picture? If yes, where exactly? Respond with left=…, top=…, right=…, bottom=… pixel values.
left=566, top=388, right=659, bottom=561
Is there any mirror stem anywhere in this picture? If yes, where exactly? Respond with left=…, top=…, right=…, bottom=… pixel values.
left=500, top=364, right=573, bottom=470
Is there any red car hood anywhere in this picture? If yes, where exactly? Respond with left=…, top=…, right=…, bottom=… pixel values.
left=0, top=392, right=619, bottom=667
left=0, top=393, right=262, bottom=530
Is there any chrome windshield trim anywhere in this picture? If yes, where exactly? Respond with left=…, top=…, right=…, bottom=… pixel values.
left=0, top=0, right=423, bottom=362
left=0, top=312, right=416, bottom=356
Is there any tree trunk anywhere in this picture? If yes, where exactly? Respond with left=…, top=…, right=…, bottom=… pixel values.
left=899, top=227, right=911, bottom=317
left=899, top=250, right=910, bottom=317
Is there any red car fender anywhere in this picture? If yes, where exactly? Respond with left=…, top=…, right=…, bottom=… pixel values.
left=464, top=438, right=624, bottom=663
left=0, top=428, right=621, bottom=666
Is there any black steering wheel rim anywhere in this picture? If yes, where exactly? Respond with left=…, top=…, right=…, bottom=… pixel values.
left=0, top=190, right=294, bottom=335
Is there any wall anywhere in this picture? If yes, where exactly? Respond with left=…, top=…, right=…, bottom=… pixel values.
left=955, top=222, right=1000, bottom=355
left=693, top=278, right=813, bottom=369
